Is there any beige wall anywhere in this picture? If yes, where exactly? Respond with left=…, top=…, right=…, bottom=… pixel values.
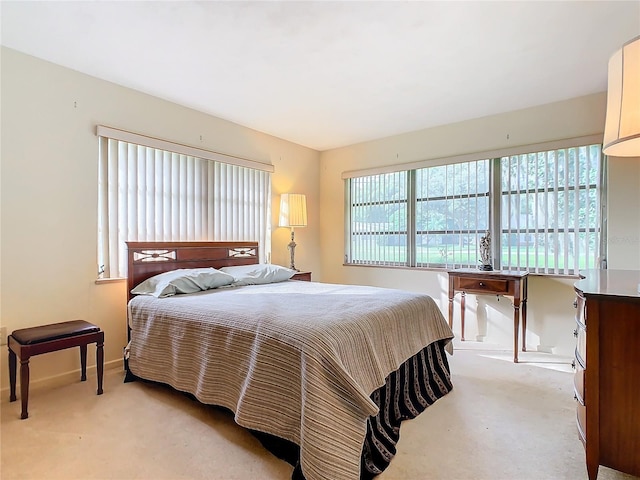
left=0, top=47, right=320, bottom=391
left=319, top=93, right=640, bottom=357
left=2, top=46, right=639, bottom=393
left=606, top=156, right=640, bottom=268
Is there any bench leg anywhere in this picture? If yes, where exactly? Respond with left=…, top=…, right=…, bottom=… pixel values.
left=20, top=358, right=30, bottom=420
left=8, top=345, right=17, bottom=402
left=96, top=339, right=104, bottom=395
left=80, top=344, right=87, bottom=381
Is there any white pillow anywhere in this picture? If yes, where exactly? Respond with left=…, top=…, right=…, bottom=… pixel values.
left=220, top=264, right=295, bottom=286
left=131, top=268, right=235, bottom=298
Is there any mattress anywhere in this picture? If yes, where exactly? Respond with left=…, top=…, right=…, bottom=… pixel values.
left=127, top=280, right=454, bottom=480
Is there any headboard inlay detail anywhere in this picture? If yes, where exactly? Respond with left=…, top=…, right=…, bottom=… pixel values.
left=229, top=247, right=257, bottom=258
left=133, top=250, right=177, bottom=262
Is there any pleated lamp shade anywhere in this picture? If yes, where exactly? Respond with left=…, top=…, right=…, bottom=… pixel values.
left=603, top=35, right=640, bottom=157
left=279, top=194, right=307, bottom=228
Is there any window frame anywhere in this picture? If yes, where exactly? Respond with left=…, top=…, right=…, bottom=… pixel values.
left=344, top=136, right=606, bottom=276
left=97, top=126, right=274, bottom=279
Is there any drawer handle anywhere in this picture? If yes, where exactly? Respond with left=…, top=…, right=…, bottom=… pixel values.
left=573, top=299, right=578, bottom=308
left=573, top=329, right=578, bottom=338
left=479, top=282, right=485, bottom=287
left=571, top=360, right=576, bottom=369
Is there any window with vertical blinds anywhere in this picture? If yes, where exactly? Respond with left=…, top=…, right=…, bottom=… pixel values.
left=97, top=127, right=272, bottom=278
left=348, top=172, right=408, bottom=265
left=345, top=140, right=605, bottom=275
left=415, top=160, right=490, bottom=268
left=499, top=144, right=603, bottom=274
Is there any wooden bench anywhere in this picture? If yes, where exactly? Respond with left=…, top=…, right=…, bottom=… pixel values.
left=8, top=320, right=104, bottom=419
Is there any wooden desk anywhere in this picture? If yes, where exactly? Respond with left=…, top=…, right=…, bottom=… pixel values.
left=448, top=269, right=528, bottom=363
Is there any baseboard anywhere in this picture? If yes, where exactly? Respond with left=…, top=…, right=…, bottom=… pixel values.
left=0, top=359, right=123, bottom=400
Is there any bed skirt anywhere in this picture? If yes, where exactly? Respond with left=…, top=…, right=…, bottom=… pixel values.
left=250, top=339, right=453, bottom=479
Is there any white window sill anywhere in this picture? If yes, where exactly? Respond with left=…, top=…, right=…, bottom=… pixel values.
left=95, top=277, right=126, bottom=285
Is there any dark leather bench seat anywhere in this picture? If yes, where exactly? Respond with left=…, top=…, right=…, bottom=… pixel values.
left=11, top=320, right=100, bottom=345
left=8, top=320, right=104, bottom=419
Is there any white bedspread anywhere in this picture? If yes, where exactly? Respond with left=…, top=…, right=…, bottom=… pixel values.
left=127, top=281, right=454, bottom=480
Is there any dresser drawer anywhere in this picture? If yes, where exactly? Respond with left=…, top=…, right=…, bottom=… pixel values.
left=575, top=324, right=586, bottom=368
left=574, top=294, right=586, bottom=328
left=574, top=360, right=585, bottom=405
left=576, top=403, right=586, bottom=447
left=457, top=278, right=510, bottom=294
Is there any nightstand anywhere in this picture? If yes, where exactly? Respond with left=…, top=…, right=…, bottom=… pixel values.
left=291, top=271, right=312, bottom=281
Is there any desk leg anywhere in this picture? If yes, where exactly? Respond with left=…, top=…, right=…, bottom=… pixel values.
left=522, top=299, right=527, bottom=352
left=460, top=292, right=466, bottom=341
left=448, top=294, right=454, bottom=331
left=513, top=304, right=520, bottom=363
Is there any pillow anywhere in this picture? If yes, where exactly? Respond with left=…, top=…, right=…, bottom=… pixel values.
left=131, top=268, right=235, bottom=298
left=219, top=264, right=295, bottom=286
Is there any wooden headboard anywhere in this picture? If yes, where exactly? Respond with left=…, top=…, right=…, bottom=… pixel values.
left=126, top=241, right=259, bottom=301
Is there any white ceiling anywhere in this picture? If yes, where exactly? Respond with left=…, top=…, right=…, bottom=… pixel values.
left=1, top=1, right=639, bottom=151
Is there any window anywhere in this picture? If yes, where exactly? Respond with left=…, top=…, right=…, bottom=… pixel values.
left=345, top=139, right=605, bottom=275
left=349, top=172, right=408, bottom=265
left=415, top=160, right=490, bottom=268
left=499, top=145, right=603, bottom=274
left=97, top=127, right=272, bottom=278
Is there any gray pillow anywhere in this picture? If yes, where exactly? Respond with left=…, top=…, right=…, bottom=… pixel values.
left=219, top=264, right=295, bottom=286
left=131, top=268, right=235, bottom=298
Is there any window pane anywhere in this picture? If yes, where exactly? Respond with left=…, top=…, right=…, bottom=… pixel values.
left=349, top=172, right=407, bottom=265
left=415, top=160, right=489, bottom=268
left=499, top=144, right=601, bottom=274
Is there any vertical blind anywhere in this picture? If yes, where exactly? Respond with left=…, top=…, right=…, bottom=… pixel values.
left=348, top=172, right=408, bottom=265
left=499, top=144, right=603, bottom=274
left=415, top=160, right=489, bottom=268
left=345, top=139, right=604, bottom=275
left=98, top=134, right=272, bottom=278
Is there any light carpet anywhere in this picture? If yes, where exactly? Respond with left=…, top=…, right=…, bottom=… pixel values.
left=1, top=342, right=636, bottom=480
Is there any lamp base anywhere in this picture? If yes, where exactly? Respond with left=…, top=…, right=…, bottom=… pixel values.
left=288, top=230, right=298, bottom=271
left=478, top=264, right=494, bottom=271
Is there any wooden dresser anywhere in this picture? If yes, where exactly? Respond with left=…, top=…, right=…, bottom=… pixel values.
left=573, top=269, right=640, bottom=480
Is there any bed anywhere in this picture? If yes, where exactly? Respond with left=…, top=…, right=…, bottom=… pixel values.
left=125, top=241, right=454, bottom=480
